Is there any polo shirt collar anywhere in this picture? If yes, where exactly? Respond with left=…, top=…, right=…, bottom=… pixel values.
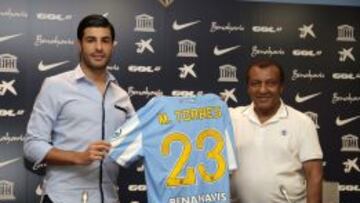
left=243, top=100, right=288, bottom=125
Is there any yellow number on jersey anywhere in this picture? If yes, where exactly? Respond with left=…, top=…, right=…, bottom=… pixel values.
left=161, top=133, right=195, bottom=186
left=197, top=129, right=226, bottom=183
left=161, top=129, right=226, bottom=187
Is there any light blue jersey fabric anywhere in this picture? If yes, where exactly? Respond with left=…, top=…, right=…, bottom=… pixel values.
left=110, top=94, right=237, bottom=203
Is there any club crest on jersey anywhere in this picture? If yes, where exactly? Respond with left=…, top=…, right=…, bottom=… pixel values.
left=158, top=113, right=171, bottom=125
left=112, top=129, right=123, bottom=141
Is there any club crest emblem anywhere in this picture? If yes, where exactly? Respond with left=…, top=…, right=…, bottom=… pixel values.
left=158, top=0, right=174, bottom=8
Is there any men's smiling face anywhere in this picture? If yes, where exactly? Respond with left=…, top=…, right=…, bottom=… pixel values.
left=247, top=65, right=283, bottom=115
left=79, top=27, right=114, bottom=71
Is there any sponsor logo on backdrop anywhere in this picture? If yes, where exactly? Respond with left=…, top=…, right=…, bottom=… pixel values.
left=209, top=22, right=245, bottom=33
left=177, top=39, right=198, bottom=57
left=136, top=164, right=144, bottom=172
left=332, top=72, right=360, bottom=80
left=341, top=134, right=360, bottom=152
left=0, top=33, right=23, bottom=43
left=128, top=184, right=147, bottom=192
left=0, top=157, right=21, bottom=169
left=339, top=185, right=360, bottom=192
left=337, top=24, right=356, bottom=42
left=0, top=8, right=28, bottom=19
left=0, top=180, right=16, bottom=200
left=338, top=47, right=355, bottom=62
left=291, top=69, right=325, bottom=81
left=0, top=80, right=17, bottom=96
left=220, top=88, right=237, bottom=103
left=218, top=64, right=238, bottom=82
left=343, top=157, right=360, bottom=173
left=134, top=14, right=155, bottom=32
left=332, top=93, right=360, bottom=104
left=304, top=111, right=320, bottom=129
left=0, top=132, right=24, bottom=144
left=34, top=35, right=74, bottom=47
left=178, top=63, right=196, bottom=79
left=35, top=184, right=43, bottom=196
left=295, top=92, right=322, bottom=103
left=135, top=39, right=154, bottom=54
left=32, top=162, right=47, bottom=171
left=0, top=54, right=19, bottom=73
left=0, top=109, right=25, bottom=117
left=38, top=60, right=69, bottom=72
left=172, top=20, right=201, bottom=31
left=36, top=13, right=72, bottom=21
left=107, top=64, right=120, bottom=71
left=128, top=65, right=161, bottom=73
left=336, top=115, right=360, bottom=126
left=158, top=0, right=174, bottom=8
left=251, top=46, right=285, bottom=58
left=128, top=86, right=163, bottom=98
left=292, top=49, right=322, bottom=57
left=213, top=45, right=240, bottom=56
left=171, top=90, right=203, bottom=97
left=299, top=24, right=316, bottom=39
left=252, top=26, right=282, bottom=33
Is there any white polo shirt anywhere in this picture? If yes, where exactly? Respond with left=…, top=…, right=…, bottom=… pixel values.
left=229, top=102, right=323, bottom=203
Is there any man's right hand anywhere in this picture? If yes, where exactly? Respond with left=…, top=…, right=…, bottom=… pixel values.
left=76, top=140, right=111, bottom=165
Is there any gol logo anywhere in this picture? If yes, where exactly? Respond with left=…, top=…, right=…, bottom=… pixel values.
left=128, top=65, right=161, bottom=73
left=171, top=90, right=203, bottom=97
left=339, top=185, right=360, bottom=192
left=36, top=13, right=72, bottom=21
left=292, top=49, right=322, bottom=57
left=128, top=184, right=147, bottom=192
left=332, top=73, right=360, bottom=80
left=252, top=26, right=282, bottom=33
left=0, top=109, right=25, bottom=117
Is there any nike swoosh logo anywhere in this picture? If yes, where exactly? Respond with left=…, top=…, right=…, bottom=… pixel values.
left=213, top=45, right=241, bottom=56
left=0, top=33, right=23, bottom=43
left=172, top=20, right=201, bottom=31
left=295, top=92, right=322, bottom=103
left=336, top=115, right=360, bottom=126
left=0, top=157, right=21, bottom=169
left=38, top=60, right=69, bottom=71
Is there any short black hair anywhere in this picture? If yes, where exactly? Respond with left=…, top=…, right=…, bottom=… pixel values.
left=77, top=14, right=115, bottom=41
left=246, top=58, right=285, bottom=84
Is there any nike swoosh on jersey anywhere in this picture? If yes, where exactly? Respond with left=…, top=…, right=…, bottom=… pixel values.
left=0, top=33, right=23, bottom=43
left=295, top=92, right=322, bottom=103
left=172, top=20, right=201, bottom=31
left=213, top=45, right=241, bottom=56
left=336, top=115, right=360, bottom=126
left=38, top=60, right=69, bottom=71
left=0, top=157, right=21, bottom=169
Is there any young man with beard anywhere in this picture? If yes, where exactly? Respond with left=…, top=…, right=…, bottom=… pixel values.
left=230, top=58, right=323, bottom=203
left=24, top=14, right=134, bottom=203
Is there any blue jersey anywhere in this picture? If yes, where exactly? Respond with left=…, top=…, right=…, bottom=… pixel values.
left=109, top=94, right=237, bottom=203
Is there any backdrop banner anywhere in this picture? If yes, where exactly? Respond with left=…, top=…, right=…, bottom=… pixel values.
left=0, top=0, right=359, bottom=202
